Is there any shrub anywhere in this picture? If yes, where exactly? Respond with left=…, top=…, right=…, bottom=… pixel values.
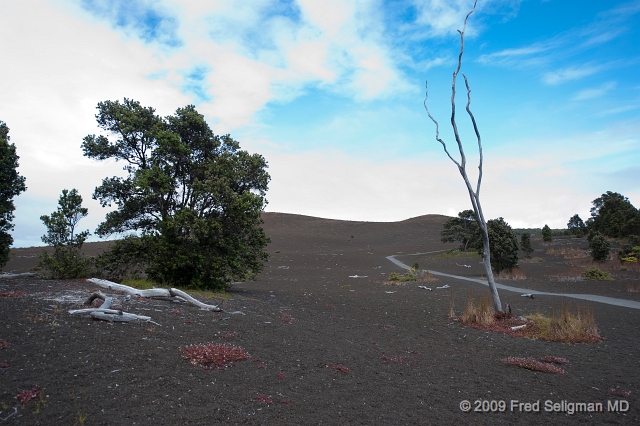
left=482, top=218, right=519, bottom=274
left=180, top=343, right=251, bottom=370
left=583, top=267, right=613, bottom=281
left=0, top=121, right=27, bottom=269
left=588, top=232, right=610, bottom=262
left=520, top=232, right=533, bottom=258
left=541, top=225, right=552, bottom=242
left=388, top=267, right=418, bottom=282
left=38, top=189, right=93, bottom=279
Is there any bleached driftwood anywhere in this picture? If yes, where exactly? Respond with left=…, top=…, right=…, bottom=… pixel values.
left=0, top=272, right=40, bottom=278
left=86, top=278, right=221, bottom=311
left=68, top=291, right=160, bottom=325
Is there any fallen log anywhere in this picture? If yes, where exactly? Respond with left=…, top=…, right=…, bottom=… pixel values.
left=0, top=272, right=40, bottom=278
left=68, top=291, right=161, bottom=325
left=86, top=278, right=221, bottom=311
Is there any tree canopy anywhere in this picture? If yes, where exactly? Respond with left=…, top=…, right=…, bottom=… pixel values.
left=479, top=218, right=519, bottom=274
left=82, top=99, right=270, bottom=289
left=39, top=189, right=92, bottom=278
left=440, top=209, right=481, bottom=251
left=0, top=121, right=27, bottom=268
left=567, top=214, right=587, bottom=237
left=587, top=191, right=640, bottom=239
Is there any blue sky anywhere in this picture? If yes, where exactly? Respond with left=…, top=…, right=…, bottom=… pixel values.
left=1, top=0, right=639, bottom=248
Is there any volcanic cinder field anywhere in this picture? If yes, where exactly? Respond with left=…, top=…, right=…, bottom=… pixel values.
left=1, top=212, right=639, bottom=425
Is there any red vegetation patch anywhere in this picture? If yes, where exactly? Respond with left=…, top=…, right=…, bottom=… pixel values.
left=277, top=371, right=286, bottom=380
left=610, top=388, right=632, bottom=398
left=329, top=364, right=350, bottom=374
left=258, top=363, right=267, bottom=370
left=255, top=394, right=274, bottom=405
left=381, top=354, right=410, bottom=364
left=1, top=361, right=8, bottom=368
left=279, top=313, right=294, bottom=323
left=171, top=309, right=182, bottom=315
left=16, top=387, right=40, bottom=404
left=539, top=356, right=569, bottom=365
left=0, top=290, right=26, bottom=298
left=500, top=357, right=566, bottom=375
left=0, top=339, right=9, bottom=349
left=180, top=343, right=251, bottom=370
left=217, top=332, right=237, bottom=340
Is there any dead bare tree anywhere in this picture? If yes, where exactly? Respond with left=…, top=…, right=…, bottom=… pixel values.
left=423, top=0, right=503, bottom=313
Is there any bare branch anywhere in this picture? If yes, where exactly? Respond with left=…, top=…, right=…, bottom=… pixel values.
left=424, top=81, right=462, bottom=168
left=462, top=73, right=483, bottom=198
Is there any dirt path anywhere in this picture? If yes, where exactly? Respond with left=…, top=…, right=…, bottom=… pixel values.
left=388, top=253, right=640, bottom=310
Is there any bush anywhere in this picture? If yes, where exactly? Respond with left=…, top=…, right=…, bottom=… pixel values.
left=588, top=232, right=610, bottom=262
left=583, top=267, right=613, bottom=281
left=520, top=232, right=533, bottom=258
left=541, top=225, right=552, bottom=242
left=0, top=121, right=27, bottom=268
left=482, top=218, right=519, bottom=274
left=38, top=189, right=93, bottom=279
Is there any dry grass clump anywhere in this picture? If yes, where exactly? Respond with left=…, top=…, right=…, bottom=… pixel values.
left=451, top=297, right=602, bottom=344
left=549, top=267, right=585, bottom=282
left=385, top=267, right=437, bottom=286
left=524, top=303, right=601, bottom=344
left=461, top=294, right=494, bottom=326
left=627, top=283, right=640, bottom=293
left=500, top=357, right=566, bottom=375
left=545, top=247, right=589, bottom=259
left=495, top=268, right=527, bottom=280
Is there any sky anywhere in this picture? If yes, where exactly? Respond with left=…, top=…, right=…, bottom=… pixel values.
left=1, top=0, right=639, bottom=248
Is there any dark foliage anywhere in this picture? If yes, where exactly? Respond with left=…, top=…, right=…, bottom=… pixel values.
left=38, top=189, right=93, bottom=278
left=541, top=224, right=552, bottom=242
left=472, top=218, right=519, bottom=274
left=567, top=214, right=587, bottom=237
left=520, top=232, right=533, bottom=258
left=83, top=99, right=270, bottom=290
left=587, top=191, right=640, bottom=238
left=588, top=231, right=611, bottom=263
left=0, top=121, right=27, bottom=268
left=440, top=209, right=481, bottom=251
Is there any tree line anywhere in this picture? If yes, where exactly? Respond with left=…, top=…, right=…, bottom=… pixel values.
left=441, top=191, right=640, bottom=270
left=0, top=99, right=270, bottom=290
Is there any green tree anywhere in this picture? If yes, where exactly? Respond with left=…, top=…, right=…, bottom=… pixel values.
left=567, top=214, right=587, bottom=237
left=440, top=209, right=481, bottom=251
left=0, top=121, right=27, bottom=268
left=588, top=231, right=610, bottom=263
left=587, top=191, right=640, bottom=238
left=39, top=189, right=92, bottom=278
left=82, top=99, right=270, bottom=290
left=474, top=218, right=519, bottom=274
left=520, top=232, right=533, bottom=258
left=541, top=224, right=552, bottom=242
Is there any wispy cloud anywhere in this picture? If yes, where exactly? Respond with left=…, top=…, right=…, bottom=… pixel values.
left=542, top=64, right=604, bottom=85
left=572, top=81, right=616, bottom=101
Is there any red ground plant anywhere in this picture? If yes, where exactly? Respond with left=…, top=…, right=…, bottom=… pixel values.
left=16, top=388, right=40, bottom=404
left=0, top=290, right=26, bottom=298
left=180, top=343, right=251, bottom=370
left=539, top=356, right=569, bottom=365
left=329, top=364, right=350, bottom=374
left=255, top=394, right=274, bottom=405
left=277, top=371, right=286, bottom=380
left=0, top=339, right=9, bottom=349
left=610, top=388, right=632, bottom=398
left=500, top=357, right=566, bottom=375
left=279, top=313, right=294, bottom=323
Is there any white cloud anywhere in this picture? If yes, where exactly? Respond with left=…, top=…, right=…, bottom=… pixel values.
left=542, top=64, right=603, bottom=85
left=572, top=81, right=617, bottom=101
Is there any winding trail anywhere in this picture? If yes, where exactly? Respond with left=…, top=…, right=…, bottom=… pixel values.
left=387, top=252, right=640, bottom=310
